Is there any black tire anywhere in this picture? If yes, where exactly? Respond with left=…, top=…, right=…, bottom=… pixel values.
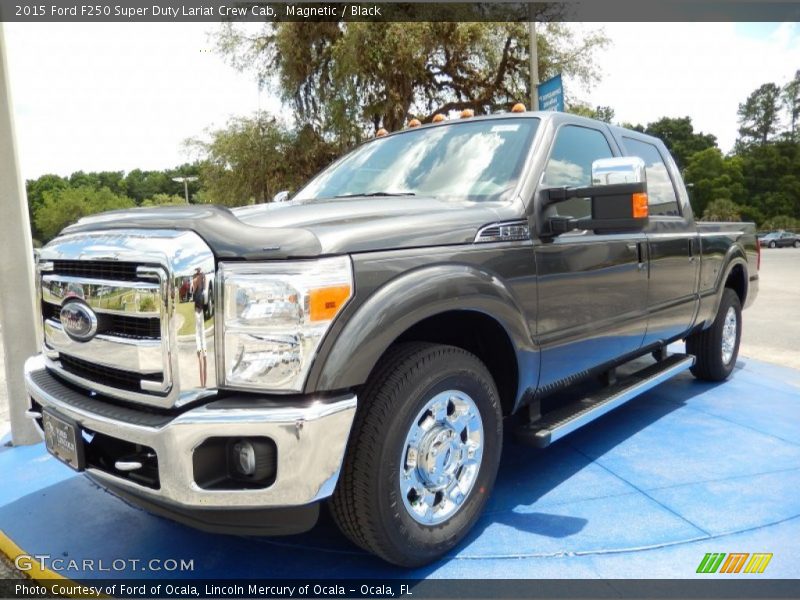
left=794, top=240, right=800, bottom=248
left=769, top=241, right=777, bottom=248
left=686, top=288, right=742, bottom=381
left=330, top=342, right=503, bottom=567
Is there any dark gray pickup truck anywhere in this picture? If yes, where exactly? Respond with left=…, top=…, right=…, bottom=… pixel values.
left=25, top=111, right=758, bottom=566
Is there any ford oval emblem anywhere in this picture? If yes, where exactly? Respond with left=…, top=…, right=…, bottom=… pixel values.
left=60, top=301, right=98, bottom=342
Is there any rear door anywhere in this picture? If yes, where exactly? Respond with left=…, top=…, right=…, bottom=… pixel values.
left=619, top=135, right=700, bottom=345
left=534, top=124, right=649, bottom=389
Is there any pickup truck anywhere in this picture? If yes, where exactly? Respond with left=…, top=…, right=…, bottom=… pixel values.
left=25, top=111, right=759, bottom=567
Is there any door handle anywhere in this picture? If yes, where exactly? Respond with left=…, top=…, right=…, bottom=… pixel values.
left=628, top=241, right=646, bottom=269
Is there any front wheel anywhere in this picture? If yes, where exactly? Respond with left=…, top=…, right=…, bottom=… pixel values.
left=686, top=288, right=742, bottom=381
left=769, top=241, right=777, bottom=248
left=330, top=343, right=503, bottom=567
left=794, top=240, right=800, bottom=248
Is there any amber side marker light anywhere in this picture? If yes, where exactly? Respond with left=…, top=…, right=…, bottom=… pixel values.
left=511, top=103, right=526, bottom=113
left=309, top=285, right=352, bottom=322
left=632, top=193, right=649, bottom=218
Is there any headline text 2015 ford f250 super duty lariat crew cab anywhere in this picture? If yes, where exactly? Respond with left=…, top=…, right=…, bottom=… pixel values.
left=25, top=111, right=758, bottom=567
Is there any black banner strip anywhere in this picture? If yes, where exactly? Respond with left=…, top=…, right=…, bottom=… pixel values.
left=2, top=1, right=800, bottom=23
left=1, top=578, right=800, bottom=599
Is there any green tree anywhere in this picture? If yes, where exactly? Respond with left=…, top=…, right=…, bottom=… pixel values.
left=738, top=140, right=800, bottom=220
left=641, top=116, right=717, bottom=170
left=95, top=171, right=127, bottom=196
left=124, top=169, right=179, bottom=204
left=25, top=174, right=69, bottom=239
left=34, top=186, right=135, bottom=242
left=782, top=70, right=800, bottom=142
left=737, top=82, right=782, bottom=146
left=188, top=114, right=337, bottom=206
left=683, top=148, right=746, bottom=218
left=216, top=21, right=608, bottom=140
left=187, top=113, right=295, bottom=206
left=568, top=103, right=615, bottom=123
left=701, top=198, right=742, bottom=222
left=762, top=215, right=800, bottom=230
left=141, top=193, right=186, bottom=207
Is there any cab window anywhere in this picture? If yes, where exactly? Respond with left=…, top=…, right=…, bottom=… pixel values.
left=542, top=125, right=614, bottom=219
left=622, top=137, right=681, bottom=216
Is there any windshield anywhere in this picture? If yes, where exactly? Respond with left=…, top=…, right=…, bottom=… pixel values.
left=295, top=118, right=539, bottom=203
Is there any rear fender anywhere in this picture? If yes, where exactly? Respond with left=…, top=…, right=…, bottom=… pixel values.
left=697, top=248, right=749, bottom=330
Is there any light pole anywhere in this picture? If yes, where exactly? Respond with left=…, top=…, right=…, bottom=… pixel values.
left=529, top=20, right=539, bottom=110
left=172, top=176, right=198, bottom=204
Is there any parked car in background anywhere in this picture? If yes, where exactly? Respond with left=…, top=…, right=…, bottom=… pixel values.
left=759, top=231, right=800, bottom=248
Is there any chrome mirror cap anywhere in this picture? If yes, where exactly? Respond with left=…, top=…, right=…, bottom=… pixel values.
left=591, top=156, right=647, bottom=186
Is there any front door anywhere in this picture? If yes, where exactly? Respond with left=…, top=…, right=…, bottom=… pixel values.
left=534, top=124, right=649, bottom=390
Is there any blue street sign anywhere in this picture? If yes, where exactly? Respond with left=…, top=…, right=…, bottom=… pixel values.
left=538, top=74, right=564, bottom=112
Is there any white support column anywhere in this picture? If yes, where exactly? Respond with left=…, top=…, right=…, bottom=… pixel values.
left=0, top=24, right=41, bottom=445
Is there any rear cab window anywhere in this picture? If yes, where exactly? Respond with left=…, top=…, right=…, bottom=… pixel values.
left=622, top=137, right=681, bottom=217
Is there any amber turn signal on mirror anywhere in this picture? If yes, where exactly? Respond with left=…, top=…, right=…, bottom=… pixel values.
left=632, top=193, right=649, bottom=218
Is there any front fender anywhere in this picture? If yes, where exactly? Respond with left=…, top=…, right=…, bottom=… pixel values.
left=307, top=264, right=536, bottom=396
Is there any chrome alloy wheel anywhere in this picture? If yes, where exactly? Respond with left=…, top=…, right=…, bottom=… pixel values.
left=721, top=306, right=738, bottom=365
left=400, top=390, right=484, bottom=525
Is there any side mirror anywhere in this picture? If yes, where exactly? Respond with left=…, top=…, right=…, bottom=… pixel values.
left=272, top=190, right=291, bottom=203
left=543, top=157, right=649, bottom=235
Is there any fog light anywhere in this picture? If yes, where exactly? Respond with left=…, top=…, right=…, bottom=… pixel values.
left=227, top=437, right=277, bottom=483
left=233, top=440, right=256, bottom=476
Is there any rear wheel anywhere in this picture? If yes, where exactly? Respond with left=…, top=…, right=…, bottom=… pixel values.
left=686, top=288, right=742, bottom=381
left=330, top=342, right=503, bottom=567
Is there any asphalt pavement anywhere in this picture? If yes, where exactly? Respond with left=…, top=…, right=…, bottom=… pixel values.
left=739, top=247, right=800, bottom=369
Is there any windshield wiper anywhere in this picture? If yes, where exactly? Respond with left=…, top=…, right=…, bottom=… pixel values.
left=333, top=191, right=416, bottom=198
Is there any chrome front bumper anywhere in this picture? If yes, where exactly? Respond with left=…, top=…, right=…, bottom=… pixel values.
left=23, top=354, right=357, bottom=510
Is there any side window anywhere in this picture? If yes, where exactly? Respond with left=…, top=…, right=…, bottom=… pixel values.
left=542, top=125, right=614, bottom=219
left=623, top=137, right=681, bottom=216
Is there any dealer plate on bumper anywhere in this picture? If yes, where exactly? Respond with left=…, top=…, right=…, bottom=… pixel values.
left=43, top=409, right=85, bottom=470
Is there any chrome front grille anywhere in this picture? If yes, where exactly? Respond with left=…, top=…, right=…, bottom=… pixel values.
left=42, top=302, right=162, bottom=339
left=50, top=259, right=146, bottom=281
left=37, top=229, right=217, bottom=409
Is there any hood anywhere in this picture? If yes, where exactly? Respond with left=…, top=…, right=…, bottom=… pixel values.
left=63, top=197, right=514, bottom=260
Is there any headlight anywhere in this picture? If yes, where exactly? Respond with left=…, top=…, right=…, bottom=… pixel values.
left=219, top=256, right=353, bottom=391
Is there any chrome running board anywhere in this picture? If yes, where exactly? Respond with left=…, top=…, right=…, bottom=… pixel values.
left=517, top=354, right=695, bottom=448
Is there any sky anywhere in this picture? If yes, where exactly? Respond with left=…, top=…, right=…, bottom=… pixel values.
left=3, top=21, right=799, bottom=181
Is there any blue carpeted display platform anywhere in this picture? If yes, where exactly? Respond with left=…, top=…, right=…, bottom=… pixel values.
left=1, top=356, right=799, bottom=579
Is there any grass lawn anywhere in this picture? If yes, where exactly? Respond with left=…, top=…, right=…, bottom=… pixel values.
left=175, top=302, right=212, bottom=336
